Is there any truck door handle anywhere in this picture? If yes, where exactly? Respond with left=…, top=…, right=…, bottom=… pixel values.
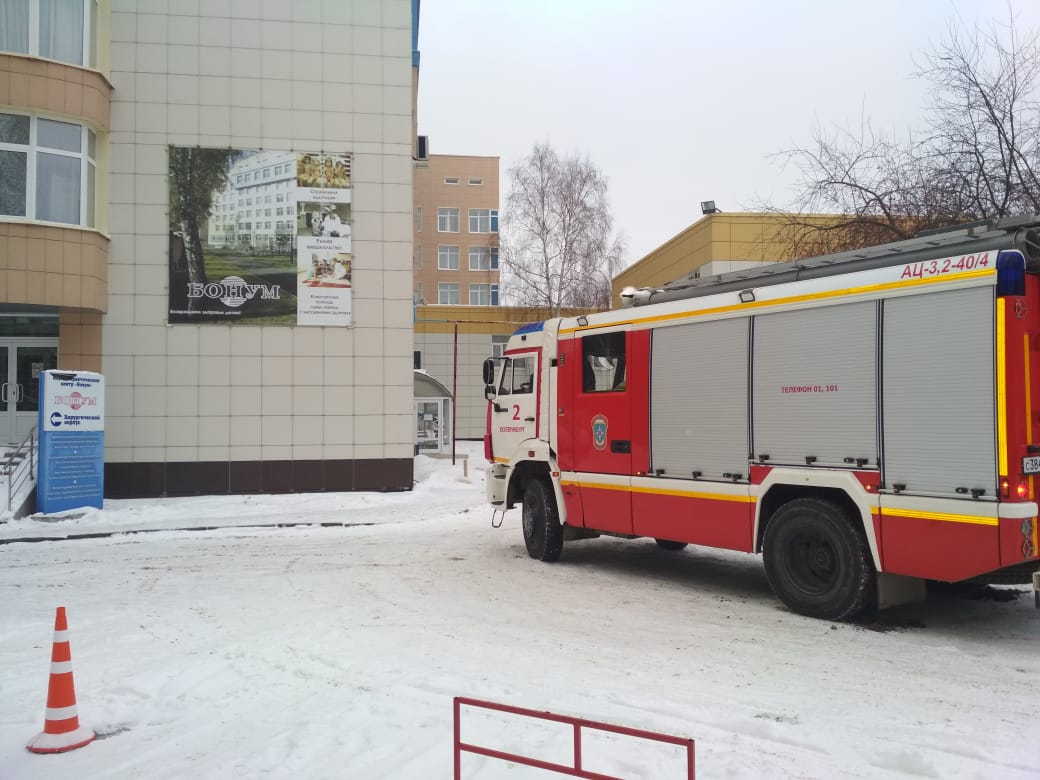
left=610, top=440, right=631, bottom=454
left=524, top=416, right=535, bottom=422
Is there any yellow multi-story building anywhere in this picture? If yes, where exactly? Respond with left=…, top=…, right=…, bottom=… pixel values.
left=612, top=212, right=845, bottom=303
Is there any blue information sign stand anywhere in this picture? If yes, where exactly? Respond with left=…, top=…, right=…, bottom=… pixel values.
left=37, top=370, right=105, bottom=514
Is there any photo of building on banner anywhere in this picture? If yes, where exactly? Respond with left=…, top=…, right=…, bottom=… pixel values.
left=167, top=147, right=353, bottom=326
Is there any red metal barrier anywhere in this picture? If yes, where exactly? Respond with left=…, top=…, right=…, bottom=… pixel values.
left=453, top=696, right=695, bottom=779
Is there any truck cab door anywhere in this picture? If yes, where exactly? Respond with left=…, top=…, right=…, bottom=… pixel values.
left=491, top=350, right=541, bottom=458
left=567, top=329, right=633, bottom=534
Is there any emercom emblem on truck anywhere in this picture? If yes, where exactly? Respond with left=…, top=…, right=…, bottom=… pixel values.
left=591, top=414, right=608, bottom=450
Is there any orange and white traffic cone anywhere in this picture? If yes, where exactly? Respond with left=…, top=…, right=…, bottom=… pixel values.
left=26, top=606, right=95, bottom=754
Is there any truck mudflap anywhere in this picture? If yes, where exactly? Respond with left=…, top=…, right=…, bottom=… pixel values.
left=1034, top=570, right=1040, bottom=608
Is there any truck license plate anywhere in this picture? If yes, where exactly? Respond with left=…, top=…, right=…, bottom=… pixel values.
left=1023, top=456, right=1040, bottom=475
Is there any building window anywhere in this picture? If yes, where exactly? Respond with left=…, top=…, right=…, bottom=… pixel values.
left=468, top=178, right=483, bottom=185
left=415, top=245, right=423, bottom=269
left=416, top=205, right=422, bottom=232
left=438, top=245, right=459, bottom=270
left=437, top=207, right=459, bottom=232
left=0, top=112, right=95, bottom=226
left=438, top=283, right=460, bottom=305
left=413, top=282, right=425, bottom=305
left=414, top=350, right=422, bottom=369
left=0, top=0, right=94, bottom=67
left=469, top=208, right=499, bottom=233
left=491, top=335, right=509, bottom=360
left=469, top=247, right=499, bottom=271
left=469, top=283, right=499, bottom=306
left=444, top=177, right=459, bottom=185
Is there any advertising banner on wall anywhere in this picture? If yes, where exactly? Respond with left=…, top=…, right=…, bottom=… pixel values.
left=168, top=146, right=352, bottom=326
left=37, top=370, right=105, bottom=514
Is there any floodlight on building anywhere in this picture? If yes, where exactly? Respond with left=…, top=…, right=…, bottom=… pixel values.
left=700, top=200, right=720, bottom=215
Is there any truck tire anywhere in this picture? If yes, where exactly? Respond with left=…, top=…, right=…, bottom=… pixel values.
left=655, top=539, right=688, bottom=551
left=522, top=477, right=563, bottom=562
left=762, top=497, right=876, bottom=620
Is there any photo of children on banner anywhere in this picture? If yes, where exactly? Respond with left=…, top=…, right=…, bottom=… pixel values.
left=296, top=154, right=351, bottom=189
left=301, top=252, right=352, bottom=288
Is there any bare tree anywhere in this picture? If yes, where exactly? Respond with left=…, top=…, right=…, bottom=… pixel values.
left=770, top=11, right=1040, bottom=255
left=501, top=143, right=626, bottom=311
left=921, top=13, right=1040, bottom=217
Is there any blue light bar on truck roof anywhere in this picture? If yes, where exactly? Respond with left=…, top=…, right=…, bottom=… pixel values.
left=997, top=250, right=1026, bottom=297
left=513, top=322, right=545, bottom=336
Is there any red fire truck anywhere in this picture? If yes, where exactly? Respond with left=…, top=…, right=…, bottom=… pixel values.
left=482, top=216, right=1040, bottom=620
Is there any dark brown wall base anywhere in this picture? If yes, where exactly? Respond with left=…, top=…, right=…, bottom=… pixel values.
left=105, top=458, right=414, bottom=498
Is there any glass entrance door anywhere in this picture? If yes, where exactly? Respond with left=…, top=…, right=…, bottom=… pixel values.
left=415, top=398, right=451, bottom=455
left=0, top=339, right=58, bottom=445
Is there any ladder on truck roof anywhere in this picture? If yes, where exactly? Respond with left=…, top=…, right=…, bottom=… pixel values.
left=624, top=214, right=1040, bottom=308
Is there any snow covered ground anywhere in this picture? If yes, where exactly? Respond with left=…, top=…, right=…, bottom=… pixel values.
left=1, top=442, right=1038, bottom=779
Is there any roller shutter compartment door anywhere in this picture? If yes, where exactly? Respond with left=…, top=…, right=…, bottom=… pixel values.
left=650, top=317, right=749, bottom=481
left=882, top=286, right=996, bottom=498
left=753, top=301, right=878, bottom=468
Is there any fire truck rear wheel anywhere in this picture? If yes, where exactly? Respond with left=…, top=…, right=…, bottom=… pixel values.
left=763, top=497, right=876, bottom=620
left=655, top=539, right=688, bottom=551
left=522, top=477, right=563, bottom=562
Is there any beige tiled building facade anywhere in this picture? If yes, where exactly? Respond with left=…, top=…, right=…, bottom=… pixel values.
left=1, top=0, right=418, bottom=497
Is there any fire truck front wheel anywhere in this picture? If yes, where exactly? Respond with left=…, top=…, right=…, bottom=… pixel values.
left=522, top=477, right=564, bottom=562
left=763, top=497, right=877, bottom=621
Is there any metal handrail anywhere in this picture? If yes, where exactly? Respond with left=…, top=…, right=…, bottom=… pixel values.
left=454, top=696, right=695, bottom=779
left=5, top=426, right=37, bottom=514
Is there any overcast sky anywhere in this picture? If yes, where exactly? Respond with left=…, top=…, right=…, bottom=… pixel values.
left=417, top=0, right=1040, bottom=265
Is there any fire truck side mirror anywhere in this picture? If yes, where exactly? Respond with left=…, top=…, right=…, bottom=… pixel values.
left=482, top=358, right=496, bottom=385
left=484, top=384, right=497, bottom=402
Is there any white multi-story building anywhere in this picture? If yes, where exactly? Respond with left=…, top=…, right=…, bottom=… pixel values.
left=209, top=151, right=298, bottom=250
